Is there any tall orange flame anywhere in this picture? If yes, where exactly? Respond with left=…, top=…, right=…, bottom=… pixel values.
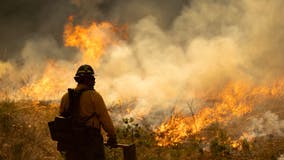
left=18, top=17, right=127, bottom=100
left=64, top=16, right=127, bottom=66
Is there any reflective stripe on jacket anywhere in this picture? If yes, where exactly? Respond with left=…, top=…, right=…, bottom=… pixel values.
left=59, top=84, right=116, bottom=138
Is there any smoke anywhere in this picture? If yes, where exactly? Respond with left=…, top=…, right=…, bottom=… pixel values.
left=242, top=111, right=284, bottom=140
left=97, top=0, right=284, bottom=114
left=69, top=0, right=186, bottom=28
left=0, top=0, right=283, bottom=121
left=240, top=0, right=284, bottom=80
left=0, top=0, right=75, bottom=58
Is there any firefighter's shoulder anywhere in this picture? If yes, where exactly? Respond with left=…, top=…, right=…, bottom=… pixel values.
left=83, top=89, right=103, bottom=99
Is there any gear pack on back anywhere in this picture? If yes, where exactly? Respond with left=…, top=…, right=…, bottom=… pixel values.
left=48, top=88, right=96, bottom=147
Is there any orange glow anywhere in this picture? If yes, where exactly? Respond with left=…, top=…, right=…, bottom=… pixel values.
left=154, top=79, right=284, bottom=147
left=20, top=61, right=70, bottom=100
left=64, top=16, right=128, bottom=66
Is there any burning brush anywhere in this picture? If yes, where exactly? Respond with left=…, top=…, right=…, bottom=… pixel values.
left=154, top=79, right=284, bottom=147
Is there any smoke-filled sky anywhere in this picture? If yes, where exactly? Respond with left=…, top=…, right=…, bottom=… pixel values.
left=0, top=0, right=283, bottom=116
left=0, top=0, right=185, bottom=57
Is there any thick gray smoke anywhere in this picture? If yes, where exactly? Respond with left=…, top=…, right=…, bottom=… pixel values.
left=0, top=0, right=283, bottom=121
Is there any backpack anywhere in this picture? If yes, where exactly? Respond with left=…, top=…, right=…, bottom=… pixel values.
left=48, top=88, right=97, bottom=146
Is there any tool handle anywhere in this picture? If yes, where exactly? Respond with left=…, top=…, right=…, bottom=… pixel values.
left=104, top=142, right=134, bottom=148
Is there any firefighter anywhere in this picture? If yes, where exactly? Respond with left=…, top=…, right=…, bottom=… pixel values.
left=58, top=64, right=117, bottom=160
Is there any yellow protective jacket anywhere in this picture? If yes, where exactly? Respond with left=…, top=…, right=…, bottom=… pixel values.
left=59, top=84, right=116, bottom=138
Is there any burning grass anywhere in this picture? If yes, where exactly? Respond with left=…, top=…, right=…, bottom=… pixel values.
left=0, top=97, right=283, bottom=160
left=154, top=79, right=284, bottom=147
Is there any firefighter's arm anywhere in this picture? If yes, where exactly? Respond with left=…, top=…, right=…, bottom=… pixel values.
left=59, top=93, right=69, bottom=115
left=93, top=93, right=116, bottom=138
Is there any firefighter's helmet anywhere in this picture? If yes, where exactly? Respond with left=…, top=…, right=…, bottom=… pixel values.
left=75, top=64, right=95, bottom=78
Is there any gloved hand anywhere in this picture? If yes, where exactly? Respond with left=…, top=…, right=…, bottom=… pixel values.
left=106, top=136, right=117, bottom=148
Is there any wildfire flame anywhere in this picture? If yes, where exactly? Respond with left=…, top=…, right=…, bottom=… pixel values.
left=155, top=112, right=190, bottom=146
left=154, top=79, right=284, bottom=147
left=64, top=16, right=127, bottom=66
left=20, top=61, right=71, bottom=100
left=18, top=16, right=127, bottom=100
